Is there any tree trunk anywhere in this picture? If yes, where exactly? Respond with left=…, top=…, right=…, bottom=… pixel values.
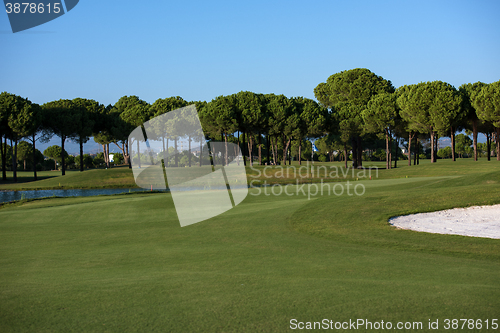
left=137, top=140, right=141, bottom=168
left=496, top=127, right=500, bottom=161
left=472, top=119, right=478, bottom=161
left=282, top=137, right=291, bottom=166
left=413, top=136, right=417, bottom=166
left=1, top=136, right=6, bottom=180
left=188, top=136, right=192, bottom=167
left=225, top=133, right=228, bottom=166
left=258, top=133, right=262, bottom=165
left=387, top=137, right=391, bottom=167
left=233, top=142, right=239, bottom=166
left=385, top=130, right=390, bottom=169
left=32, top=133, right=37, bottom=181
left=351, top=136, right=358, bottom=169
left=434, top=133, right=438, bottom=162
left=388, top=135, right=392, bottom=168
left=242, top=131, right=247, bottom=166
left=271, top=137, right=276, bottom=165
left=101, top=144, right=105, bottom=165
left=61, top=135, right=66, bottom=175
left=344, top=143, right=348, bottom=169
left=486, top=133, right=491, bottom=161
left=199, top=138, right=203, bottom=167
left=281, top=136, right=285, bottom=165
left=408, top=132, right=412, bottom=167
left=237, top=131, right=240, bottom=162
left=430, top=131, right=435, bottom=163
left=102, top=144, right=107, bottom=167
left=357, top=136, right=363, bottom=168
left=416, top=138, right=420, bottom=165
left=125, top=141, right=131, bottom=168
left=266, top=134, right=270, bottom=165
left=165, top=138, right=169, bottom=167
left=209, top=141, right=216, bottom=167
left=174, top=138, right=178, bottom=167
left=248, top=135, right=253, bottom=166
left=80, top=138, right=84, bottom=172
left=298, top=140, right=302, bottom=166
left=451, top=126, right=456, bottom=162
left=394, top=136, right=398, bottom=168
left=274, top=138, right=279, bottom=165
left=162, top=136, right=166, bottom=167
left=107, top=144, right=110, bottom=168
left=120, top=142, right=126, bottom=165
left=281, top=136, right=286, bottom=166
left=13, top=138, right=17, bottom=182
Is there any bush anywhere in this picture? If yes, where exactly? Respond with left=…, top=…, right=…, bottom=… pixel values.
left=317, top=154, right=326, bottom=162
left=437, top=146, right=452, bottom=159
left=373, top=149, right=386, bottom=161
left=398, top=152, right=408, bottom=160
left=179, top=155, right=189, bottom=167
left=75, top=154, right=94, bottom=169
left=43, top=159, right=57, bottom=170
left=93, top=157, right=105, bottom=168
left=66, top=156, right=76, bottom=169
left=112, top=153, right=124, bottom=165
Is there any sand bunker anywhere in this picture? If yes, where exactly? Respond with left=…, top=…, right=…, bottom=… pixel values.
left=389, top=204, right=500, bottom=239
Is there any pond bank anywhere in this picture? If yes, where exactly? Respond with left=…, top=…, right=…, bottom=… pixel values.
left=0, top=188, right=153, bottom=204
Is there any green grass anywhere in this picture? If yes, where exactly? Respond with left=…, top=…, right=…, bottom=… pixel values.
left=0, top=160, right=499, bottom=332
left=0, top=167, right=138, bottom=191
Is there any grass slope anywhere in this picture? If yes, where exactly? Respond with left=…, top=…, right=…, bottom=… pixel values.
left=0, top=161, right=499, bottom=332
left=0, top=167, right=138, bottom=191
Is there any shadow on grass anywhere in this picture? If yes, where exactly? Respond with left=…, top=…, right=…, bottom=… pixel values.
left=0, top=174, right=60, bottom=184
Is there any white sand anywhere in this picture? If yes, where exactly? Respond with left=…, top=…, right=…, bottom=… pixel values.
left=389, top=204, right=500, bottom=239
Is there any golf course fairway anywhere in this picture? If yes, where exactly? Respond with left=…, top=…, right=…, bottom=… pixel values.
left=0, top=160, right=499, bottom=332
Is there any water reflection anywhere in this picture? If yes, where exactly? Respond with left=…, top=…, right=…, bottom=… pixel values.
left=0, top=188, right=150, bottom=204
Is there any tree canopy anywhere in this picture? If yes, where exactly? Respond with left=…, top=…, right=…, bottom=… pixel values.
left=473, top=80, right=500, bottom=160
left=314, top=68, right=394, bottom=168
left=1, top=69, right=499, bottom=184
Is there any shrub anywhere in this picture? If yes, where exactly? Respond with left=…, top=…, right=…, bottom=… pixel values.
left=318, top=154, right=327, bottom=162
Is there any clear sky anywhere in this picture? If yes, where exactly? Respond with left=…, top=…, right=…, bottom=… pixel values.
left=1, top=0, right=499, bottom=152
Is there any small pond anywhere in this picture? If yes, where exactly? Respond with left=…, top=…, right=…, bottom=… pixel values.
left=0, top=188, right=152, bottom=204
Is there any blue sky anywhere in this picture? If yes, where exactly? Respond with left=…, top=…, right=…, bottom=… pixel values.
left=1, top=0, right=499, bottom=153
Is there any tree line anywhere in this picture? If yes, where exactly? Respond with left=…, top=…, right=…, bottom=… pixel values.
left=315, top=68, right=500, bottom=169
left=1, top=68, right=499, bottom=182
